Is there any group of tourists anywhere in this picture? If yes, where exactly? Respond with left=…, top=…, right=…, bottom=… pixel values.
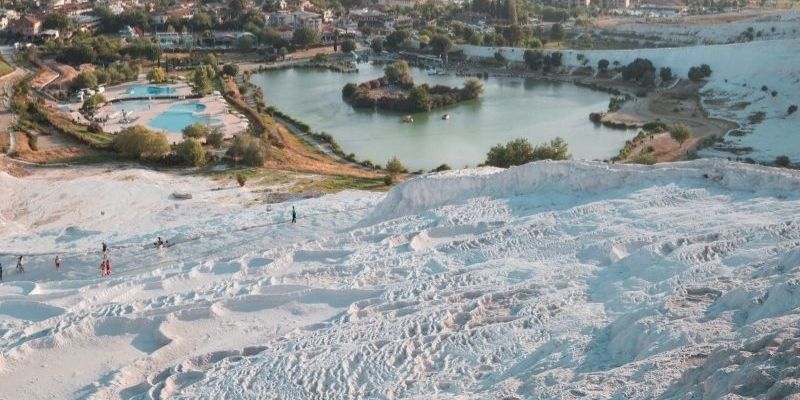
left=0, top=206, right=301, bottom=282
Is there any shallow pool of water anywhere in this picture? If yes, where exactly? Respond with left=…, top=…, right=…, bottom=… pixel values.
left=148, top=102, right=216, bottom=134
left=125, top=85, right=177, bottom=97
left=251, top=63, right=636, bottom=170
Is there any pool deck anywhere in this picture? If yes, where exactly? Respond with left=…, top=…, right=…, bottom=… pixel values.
left=94, top=80, right=249, bottom=144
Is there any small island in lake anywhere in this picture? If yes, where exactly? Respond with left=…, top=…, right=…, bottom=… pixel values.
left=342, top=61, right=484, bottom=113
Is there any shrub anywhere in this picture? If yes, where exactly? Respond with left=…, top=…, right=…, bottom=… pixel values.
left=788, top=105, right=798, bottom=115
left=688, top=64, right=712, bottom=82
left=112, top=125, right=171, bottom=161
left=775, top=155, right=791, bottom=168
left=206, top=127, right=224, bottom=148
left=485, top=137, right=570, bottom=168
left=643, top=121, right=668, bottom=132
left=342, top=82, right=358, bottom=98
left=748, top=111, right=766, bottom=124
left=182, top=122, right=209, bottom=139
left=147, top=67, right=167, bottom=83
left=383, top=174, right=394, bottom=185
left=632, top=153, right=656, bottom=165
left=589, top=112, right=603, bottom=123
left=227, top=135, right=270, bottom=166
left=432, top=163, right=451, bottom=172
left=386, top=156, right=407, bottom=174
left=176, top=139, right=207, bottom=167
left=236, top=172, right=247, bottom=186
left=669, top=123, right=693, bottom=147
left=597, top=59, right=609, bottom=72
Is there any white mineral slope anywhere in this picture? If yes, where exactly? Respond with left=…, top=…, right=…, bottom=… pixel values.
left=458, top=39, right=800, bottom=162
left=2, top=160, right=800, bottom=399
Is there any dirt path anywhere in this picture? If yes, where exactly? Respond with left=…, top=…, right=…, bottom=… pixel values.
left=604, top=80, right=738, bottom=162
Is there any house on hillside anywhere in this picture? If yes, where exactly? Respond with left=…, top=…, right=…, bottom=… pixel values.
left=11, top=15, right=41, bottom=38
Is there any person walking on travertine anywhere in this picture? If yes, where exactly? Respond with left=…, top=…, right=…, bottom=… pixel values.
left=292, top=206, right=297, bottom=224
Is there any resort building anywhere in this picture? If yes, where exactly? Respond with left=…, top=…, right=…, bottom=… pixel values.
left=155, top=31, right=194, bottom=48
left=269, top=10, right=323, bottom=32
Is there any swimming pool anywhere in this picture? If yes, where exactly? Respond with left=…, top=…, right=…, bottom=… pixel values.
left=125, top=85, right=177, bottom=97
left=148, top=102, right=218, bottom=133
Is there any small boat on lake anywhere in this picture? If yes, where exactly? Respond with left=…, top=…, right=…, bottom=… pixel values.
left=441, top=114, right=450, bottom=120
left=403, top=115, right=413, bottom=123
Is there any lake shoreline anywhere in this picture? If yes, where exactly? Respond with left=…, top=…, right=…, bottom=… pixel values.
left=447, top=63, right=739, bottom=162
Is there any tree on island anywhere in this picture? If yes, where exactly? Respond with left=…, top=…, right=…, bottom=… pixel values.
left=384, top=60, right=412, bottom=85
left=669, top=123, right=693, bottom=147
left=293, top=27, right=320, bottom=49
left=461, top=79, right=484, bottom=99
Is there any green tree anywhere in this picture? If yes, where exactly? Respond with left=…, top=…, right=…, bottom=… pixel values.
left=386, top=156, right=407, bottom=174
left=43, top=12, right=71, bottom=32
left=485, top=137, right=570, bottom=168
left=80, top=93, right=105, bottom=119
left=523, top=49, right=543, bottom=70
left=203, top=53, right=218, bottom=69
left=550, top=23, right=565, bottom=44
left=341, top=38, right=357, bottom=53
left=775, top=155, right=791, bottom=168
left=598, top=59, right=609, bottom=72
left=71, top=71, right=98, bottom=91
left=293, top=27, right=320, bottom=49
left=659, top=67, right=673, bottom=83
left=430, top=34, right=452, bottom=58
left=112, top=125, right=171, bottom=161
left=147, top=67, right=168, bottom=83
left=669, top=123, right=693, bottom=147
left=182, top=122, right=209, bottom=139
left=384, top=60, right=411, bottom=84
left=461, top=79, right=484, bottom=99
left=190, top=12, right=213, bottom=31
left=192, top=65, right=216, bottom=95
left=236, top=35, right=255, bottom=51
left=176, top=139, right=207, bottom=167
left=222, top=63, right=239, bottom=77
left=370, top=37, right=384, bottom=53
left=206, top=127, right=225, bottom=148
left=226, top=135, right=270, bottom=166
left=408, top=85, right=432, bottom=112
